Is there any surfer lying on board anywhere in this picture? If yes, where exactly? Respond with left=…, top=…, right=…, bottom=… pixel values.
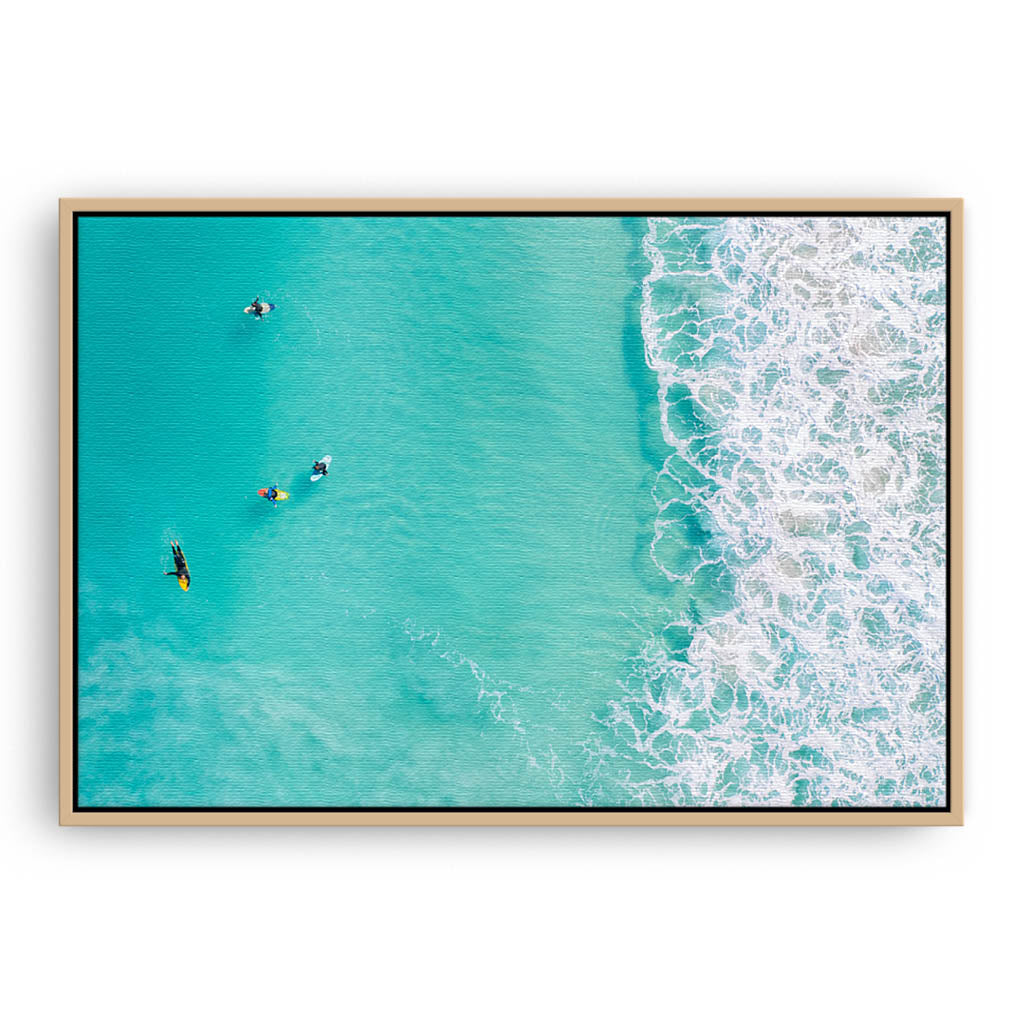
left=163, top=542, right=190, bottom=590
left=312, top=460, right=329, bottom=477
left=265, top=486, right=280, bottom=504
left=250, top=296, right=264, bottom=319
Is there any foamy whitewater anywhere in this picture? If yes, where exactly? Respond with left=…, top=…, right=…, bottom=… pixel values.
left=602, top=217, right=948, bottom=806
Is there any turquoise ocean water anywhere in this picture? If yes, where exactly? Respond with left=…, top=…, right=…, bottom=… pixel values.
left=77, top=215, right=947, bottom=807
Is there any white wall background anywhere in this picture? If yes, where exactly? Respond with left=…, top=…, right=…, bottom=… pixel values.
left=2, top=2, right=1018, bottom=1020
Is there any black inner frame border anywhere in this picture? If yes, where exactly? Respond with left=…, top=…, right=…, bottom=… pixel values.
left=72, top=208, right=954, bottom=814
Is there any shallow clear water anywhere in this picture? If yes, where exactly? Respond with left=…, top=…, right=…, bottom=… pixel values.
left=76, top=214, right=947, bottom=807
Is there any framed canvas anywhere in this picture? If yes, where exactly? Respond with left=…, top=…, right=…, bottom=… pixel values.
left=59, top=198, right=963, bottom=825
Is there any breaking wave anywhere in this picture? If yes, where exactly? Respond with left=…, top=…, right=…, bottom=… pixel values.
left=603, top=216, right=947, bottom=807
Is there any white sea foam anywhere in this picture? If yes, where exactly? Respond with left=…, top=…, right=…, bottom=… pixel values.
left=606, top=216, right=948, bottom=806
left=399, top=617, right=571, bottom=795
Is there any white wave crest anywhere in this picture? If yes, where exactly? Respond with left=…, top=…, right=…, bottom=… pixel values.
left=608, top=216, right=948, bottom=807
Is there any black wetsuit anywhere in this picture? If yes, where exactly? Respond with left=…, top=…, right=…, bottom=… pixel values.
left=314, top=462, right=328, bottom=476
left=251, top=298, right=263, bottom=319
left=164, top=543, right=190, bottom=585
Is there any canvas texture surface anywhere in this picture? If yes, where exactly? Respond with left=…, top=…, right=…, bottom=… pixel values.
left=73, top=214, right=948, bottom=809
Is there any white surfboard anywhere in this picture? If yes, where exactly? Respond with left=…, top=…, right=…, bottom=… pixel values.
left=310, top=455, right=332, bottom=481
